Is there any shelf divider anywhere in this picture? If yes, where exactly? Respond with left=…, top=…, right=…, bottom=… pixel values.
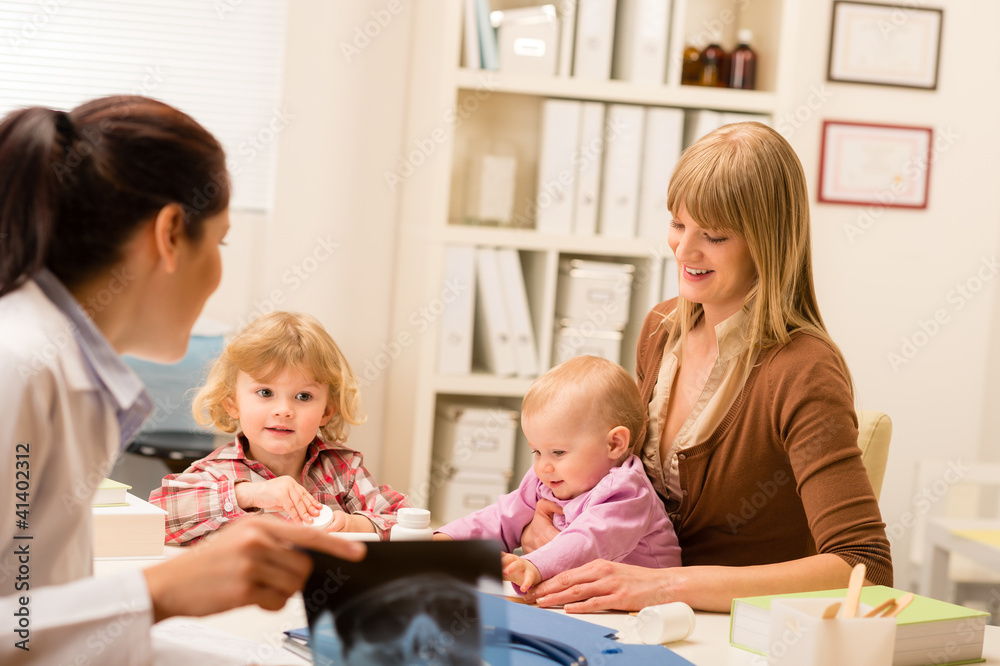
left=456, top=68, right=777, bottom=114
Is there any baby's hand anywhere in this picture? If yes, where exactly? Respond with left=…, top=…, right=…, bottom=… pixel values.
left=502, top=553, right=542, bottom=593
left=233, top=477, right=320, bottom=523
left=325, top=510, right=372, bottom=533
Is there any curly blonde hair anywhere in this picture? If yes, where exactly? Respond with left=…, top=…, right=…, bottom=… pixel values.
left=192, top=311, right=365, bottom=443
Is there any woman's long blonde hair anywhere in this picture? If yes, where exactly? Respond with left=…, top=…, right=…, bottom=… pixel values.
left=193, top=311, right=365, bottom=443
left=664, top=122, right=852, bottom=393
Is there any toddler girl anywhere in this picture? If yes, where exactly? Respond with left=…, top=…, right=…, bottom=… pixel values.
left=151, top=311, right=407, bottom=544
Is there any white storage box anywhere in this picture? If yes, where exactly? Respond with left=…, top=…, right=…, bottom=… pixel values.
left=552, top=320, right=624, bottom=365
left=430, top=470, right=511, bottom=525
left=433, top=403, right=519, bottom=473
left=555, top=259, right=635, bottom=330
left=492, top=5, right=560, bottom=77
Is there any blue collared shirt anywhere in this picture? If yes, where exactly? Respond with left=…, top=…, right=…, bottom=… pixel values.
left=33, top=269, right=152, bottom=449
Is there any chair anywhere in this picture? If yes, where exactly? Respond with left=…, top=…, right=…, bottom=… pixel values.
left=109, top=319, right=229, bottom=496
left=857, top=410, right=892, bottom=500
left=910, top=458, right=1000, bottom=618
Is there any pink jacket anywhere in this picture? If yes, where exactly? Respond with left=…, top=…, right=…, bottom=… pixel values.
left=437, top=455, right=681, bottom=580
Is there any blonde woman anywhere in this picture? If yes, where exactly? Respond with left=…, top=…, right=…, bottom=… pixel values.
left=522, top=122, right=891, bottom=612
left=151, top=311, right=407, bottom=543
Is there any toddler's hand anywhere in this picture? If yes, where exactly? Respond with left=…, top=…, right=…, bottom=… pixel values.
left=502, top=553, right=542, bottom=593
left=234, top=476, right=321, bottom=523
left=326, top=509, right=355, bottom=532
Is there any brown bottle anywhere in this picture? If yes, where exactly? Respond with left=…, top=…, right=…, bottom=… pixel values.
left=699, top=32, right=726, bottom=87
left=729, top=29, right=757, bottom=90
left=681, top=41, right=702, bottom=86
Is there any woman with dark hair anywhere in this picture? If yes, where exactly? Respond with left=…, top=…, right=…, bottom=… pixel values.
left=0, top=96, right=364, bottom=664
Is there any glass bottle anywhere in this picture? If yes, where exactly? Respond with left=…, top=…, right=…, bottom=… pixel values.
left=699, top=31, right=726, bottom=87
left=729, top=29, right=757, bottom=90
left=681, top=38, right=702, bottom=86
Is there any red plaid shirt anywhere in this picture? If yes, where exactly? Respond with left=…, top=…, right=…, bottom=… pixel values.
left=149, top=435, right=408, bottom=544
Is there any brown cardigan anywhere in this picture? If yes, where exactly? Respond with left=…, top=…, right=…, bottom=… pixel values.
left=634, top=300, right=892, bottom=586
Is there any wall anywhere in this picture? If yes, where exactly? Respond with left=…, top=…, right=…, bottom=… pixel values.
left=202, top=0, right=414, bottom=474
left=777, top=0, right=1000, bottom=586
left=203, top=0, right=1000, bottom=590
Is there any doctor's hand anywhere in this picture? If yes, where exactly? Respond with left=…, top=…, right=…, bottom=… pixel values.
left=519, top=499, right=562, bottom=553
left=143, top=514, right=365, bottom=622
left=234, top=476, right=321, bottom=523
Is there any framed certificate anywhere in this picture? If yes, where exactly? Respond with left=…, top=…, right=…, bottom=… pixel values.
left=827, top=1, right=943, bottom=90
left=817, top=120, right=933, bottom=209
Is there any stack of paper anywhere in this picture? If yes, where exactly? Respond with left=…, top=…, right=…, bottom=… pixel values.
left=92, top=492, right=167, bottom=558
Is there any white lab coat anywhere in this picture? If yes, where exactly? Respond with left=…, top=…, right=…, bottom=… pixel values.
left=0, top=277, right=154, bottom=665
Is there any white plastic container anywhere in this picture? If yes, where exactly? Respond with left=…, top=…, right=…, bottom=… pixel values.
left=551, top=320, right=623, bottom=365
left=492, top=5, right=560, bottom=77
left=390, top=508, right=434, bottom=541
left=555, top=258, right=635, bottom=329
left=430, top=470, right=511, bottom=524
left=433, top=403, right=519, bottom=473
left=635, top=602, right=696, bottom=644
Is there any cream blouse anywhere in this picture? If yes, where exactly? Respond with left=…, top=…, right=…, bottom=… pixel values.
left=641, top=309, right=757, bottom=506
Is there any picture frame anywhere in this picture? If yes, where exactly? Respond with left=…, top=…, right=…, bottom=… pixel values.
left=817, top=120, right=933, bottom=209
left=827, top=1, right=944, bottom=90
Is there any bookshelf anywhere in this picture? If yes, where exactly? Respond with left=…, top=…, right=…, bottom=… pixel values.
left=382, top=0, right=799, bottom=512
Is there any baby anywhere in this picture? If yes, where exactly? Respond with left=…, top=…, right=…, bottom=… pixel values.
left=150, top=311, right=407, bottom=543
left=434, top=355, right=680, bottom=591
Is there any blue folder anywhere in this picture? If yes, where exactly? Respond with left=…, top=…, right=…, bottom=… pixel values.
left=289, top=593, right=695, bottom=665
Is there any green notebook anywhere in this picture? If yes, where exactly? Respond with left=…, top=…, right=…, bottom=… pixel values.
left=92, top=478, right=131, bottom=507
left=730, top=585, right=989, bottom=666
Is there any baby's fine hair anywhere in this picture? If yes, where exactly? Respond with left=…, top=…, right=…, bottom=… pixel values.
left=193, top=311, right=365, bottom=443
left=521, top=355, right=645, bottom=449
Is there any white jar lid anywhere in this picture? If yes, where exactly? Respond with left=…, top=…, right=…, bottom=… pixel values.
left=397, top=507, right=431, bottom=529
left=305, top=504, right=334, bottom=529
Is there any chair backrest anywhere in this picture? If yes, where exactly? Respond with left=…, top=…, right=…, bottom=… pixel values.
left=857, top=410, right=892, bottom=500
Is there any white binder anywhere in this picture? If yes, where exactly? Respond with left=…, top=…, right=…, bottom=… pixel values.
left=573, top=101, right=606, bottom=236
left=572, top=0, right=617, bottom=80
left=535, top=99, right=582, bottom=234
left=463, top=0, right=481, bottom=69
left=598, top=104, right=645, bottom=238
left=636, top=107, right=684, bottom=238
left=720, top=112, right=772, bottom=127
left=437, top=245, right=476, bottom=375
left=473, top=247, right=517, bottom=376
left=683, top=109, right=723, bottom=148
left=662, top=257, right=680, bottom=301
left=495, top=247, right=539, bottom=377
left=475, top=0, right=499, bottom=70
left=612, top=0, right=671, bottom=84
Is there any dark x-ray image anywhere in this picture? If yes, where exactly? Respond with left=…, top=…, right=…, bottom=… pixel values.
left=303, top=540, right=506, bottom=666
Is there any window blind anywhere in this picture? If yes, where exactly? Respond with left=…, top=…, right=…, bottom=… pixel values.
left=0, top=0, right=288, bottom=211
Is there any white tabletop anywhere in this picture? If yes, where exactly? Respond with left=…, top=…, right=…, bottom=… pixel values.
left=96, top=550, right=1000, bottom=665
left=922, top=517, right=1000, bottom=601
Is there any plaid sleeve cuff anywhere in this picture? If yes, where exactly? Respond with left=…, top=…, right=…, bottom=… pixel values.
left=352, top=511, right=395, bottom=540
left=219, top=479, right=252, bottom=520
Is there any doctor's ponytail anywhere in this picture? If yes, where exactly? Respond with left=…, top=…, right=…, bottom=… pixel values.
left=0, top=96, right=230, bottom=298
